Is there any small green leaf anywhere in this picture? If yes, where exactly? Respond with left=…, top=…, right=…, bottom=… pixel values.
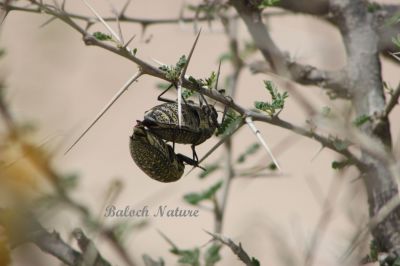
left=255, top=81, right=288, bottom=116
left=199, top=163, right=220, bottom=179
left=204, top=244, right=221, bottom=266
left=392, top=34, right=400, bottom=49
left=331, top=160, right=351, bottom=170
left=268, top=162, right=277, bottom=171
left=112, top=220, right=148, bottom=244
left=258, top=0, right=280, bottom=9
left=93, top=31, right=113, bottom=41
left=251, top=257, right=261, bottom=266
left=171, top=248, right=200, bottom=266
left=159, top=55, right=187, bottom=81
left=183, top=181, right=223, bottom=205
left=367, top=2, right=381, bottom=13
left=330, top=136, right=350, bottom=151
left=142, top=254, right=165, bottom=266
left=60, top=173, right=80, bottom=190
left=218, top=52, right=233, bottom=63
left=156, top=83, right=171, bottom=90
left=132, top=48, right=138, bottom=56
left=369, top=240, right=379, bottom=262
left=321, top=106, right=331, bottom=117
left=216, top=109, right=241, bottom=136
left=386, top=12, right=400, bottom=26
left=237, top=143, right=260, bottom=163
left=353, top=114, right=371, bottom=127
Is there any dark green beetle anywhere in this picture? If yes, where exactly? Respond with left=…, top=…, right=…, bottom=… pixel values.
left=141, top=102, right=218, bottom=161
left=129, top=122, right=199, bottom=182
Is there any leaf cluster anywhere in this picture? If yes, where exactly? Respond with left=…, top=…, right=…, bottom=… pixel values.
left=216, top=109, right=241, bottom=136
left=184, top=180, right=223, bottom=205
left=254, top=81, right=288, bottom=116
left=258, top=0, right=280, bottom=9
left=160, top=232, right=222, bottom=266
left=159, top=55, right=187, bottom=81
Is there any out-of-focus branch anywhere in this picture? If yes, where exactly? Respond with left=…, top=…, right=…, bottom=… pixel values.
left=276, top=1, right=400, bottom=61
left=229, top=0, right=351, bottom=99
left=213, top=13, right=242, bottom=234
left=206, top=231, right=258, bottom=266
left=0, top=209, right=112, bottom=266
left=384, top=82, right=400, bottom=117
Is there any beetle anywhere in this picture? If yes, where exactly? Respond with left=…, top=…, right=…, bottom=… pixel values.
left=141, top=101, right=218, bottom=161
left=129, top=121, right=200, bottom=183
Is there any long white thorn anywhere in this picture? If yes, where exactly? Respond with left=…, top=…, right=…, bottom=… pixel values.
left=64, top=71, right=143, bottom=155
left=177, top=29, right=202, bottom=128
left=245, top=117, right=281, bottom=171
left=81, top=0, right=122, bottom=44
left=177, top=82, right=183, bottom=127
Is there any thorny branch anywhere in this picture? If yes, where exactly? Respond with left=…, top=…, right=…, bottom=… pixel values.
left=5, top=1, right=363, bottom=162
left=206, top=231, right=258, bottom=266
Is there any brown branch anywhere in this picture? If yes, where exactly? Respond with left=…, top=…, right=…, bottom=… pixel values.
left=2, top=1, right=362, bottom=165
left=229, top=0, right=351, bottom=99
left=0, top=209, right=81, bottom=266
left=385, top=82, right=400, bottom=117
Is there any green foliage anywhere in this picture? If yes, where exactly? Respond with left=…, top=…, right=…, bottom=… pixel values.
left=392, top=34, right=400, bottom=49
left=132, top=48, right=138, bottom=56
left=367, top=2, right=381, bottom=13
left=198, top=163, right=220, bottom=179
left=216, top=109, right=241, bottom=136
left=156, top=83, right=171, bottom=90
left=369, top=240, right=379, bottom=262
left=189, top=71, right=217, bottom=90
left=321, top=106, right=332, bottom=117
left=93, top=31, right=113, bottom=41
left=218, top=52, right=233, bottom=63
left=204, top=244, right=222, bottom=266
left=142, top=254, right=165, bottom=266
left=268, top=162, right=277, bottom=171
left=183, top=180, right=223, bottom=205
left=159, top=55, right=187, bottom=81
left=170, top=247, right=200, bottom=266
left=331, top=159, right=351, bottom=170
left=112, top=220, right=147, bottom=244
left=258, top=0, right=280, bottom=9
left=329, top=135, right=351, bottom=151
left=393, top=257, right=400, bottom=266
left=386, top=12, right=400, bottom=26
left=353, top=114, right=371, bottom=127
left=251, top=257, right=261, bottom=266
left=255, top=80, right=288, bottom=116
left=59, top=173, right=80, bottom=190
left=237, top=143, right=260, bottom=163
left=383, top=81, right=394, bottom=95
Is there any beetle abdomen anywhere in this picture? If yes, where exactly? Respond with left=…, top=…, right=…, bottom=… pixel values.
left=129, top=124, right=184, bottom=182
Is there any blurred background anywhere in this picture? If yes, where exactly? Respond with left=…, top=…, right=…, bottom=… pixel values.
left=0, top=0, right=399, bottom=265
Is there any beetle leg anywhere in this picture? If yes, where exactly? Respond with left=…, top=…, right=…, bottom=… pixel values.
left=176, top=153, right=206, bottom=171
left=191, top=144, right=199, bottom=163
left=157, top=83, right=176, bottom=103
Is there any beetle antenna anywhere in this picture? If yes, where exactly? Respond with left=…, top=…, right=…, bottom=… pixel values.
left=65, top=71, right=143, bottom=154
